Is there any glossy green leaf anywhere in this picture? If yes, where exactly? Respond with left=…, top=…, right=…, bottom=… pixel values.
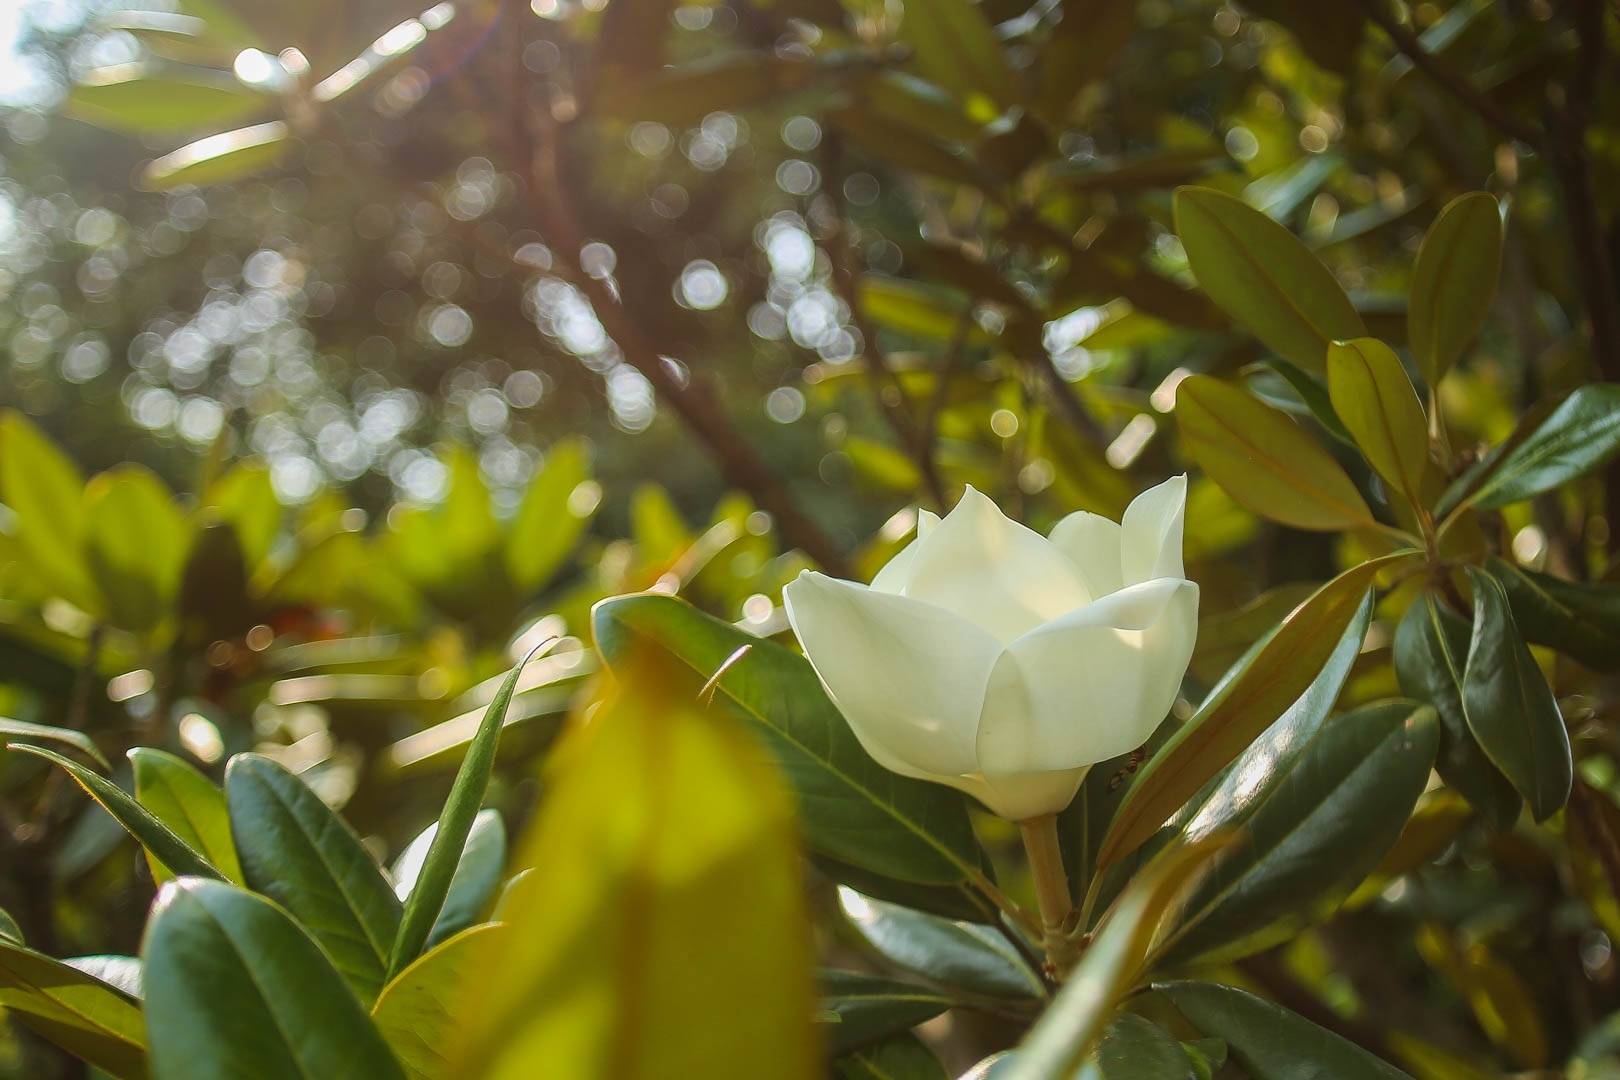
left=226, top=753, right=402, bottom=1004
left=1462, top=568, right=1572, bottom=822
left=820, top=970, right=952, bottom=1055
left=130, top=747, right=243, bottom=886
left=1254, top=358, right=1354, bottom=445
left=64, top=955, right=143, bottom=1000
left=372, top=923, right=504, bottom=1080
left=1174, top=187, right=1365, bottom=374
left=0, top=937, right=147, bottom=1079
left=1002, top=839, right=1229, bottom=1080
left=836, top=1032, right=949, bottom=1080
left=0, top=717, right=108, bottom=769
left=815, top=856, right=1000, bottom=925
left=67, top=62, right=271, bottom=135
left=1176, top=375, right=1375, bottom=531
left=0, top=907, right=19, bottom=943
left=1464, top=384, right=1620, bottom=509
left=1488, top=555, right=1620, bottom=672
left=898, top=0, right=1014, bottom=115
left=1394, top=596, right=1521, bottom=830
left=1158, top=981, right=1414, bottom=1079
left=838, top=888, right=1042, bottom=1000
left=1409, top=192, right=1502, bottom=384
left=506, top=436, right=593, bottom=592
left=83, top=464, right=186, bottom=634
left=592, top=594, right=984, bottom=886
left=1077, top=1014, right=1195, bottom=1079
left=8, top=744, right=225, bottom=881
left=142, top=120, right=289, bottom=190
left=1158, top=701, right=1439, bottom=967
left=1326, top=339, right=1429, bottom=506
left=391, top=808, right=506, bottom=954
left=446, top=649, right=818, bottom=1079
left=1099, top=555, right=1412, bottom=868
left=143, top=879, right=404, bottom=1080
left=0, top=410, right=96, bottom=610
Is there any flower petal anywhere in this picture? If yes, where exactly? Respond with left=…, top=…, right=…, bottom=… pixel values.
left=952, top=767, right=1090, bottom=822
left=1119, top=474, right=1188, bottom=585
left=1047, top=511, right=1123, bottom=597
left=870, top=509, right=943, bottom=595
left=976, top=577, right=1199, bottom=777
left=902, top=486, right=1091, bottom=643
left=783, top=570, right=1001, bottom=780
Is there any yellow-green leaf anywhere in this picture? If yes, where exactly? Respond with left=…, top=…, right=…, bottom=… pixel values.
left=1409, top=192, right=1502, bottom=385
left=373, top=924, right=504, bottom=1080
left=1176, top=375, right=1374, bottom=531
left=1326, top=338, right=1429, bottom=507
left=142, top=121, right=289, bottom=191
left=0, top=410, right=97, bottom=610
left=83, top=464, right=187, bottom=634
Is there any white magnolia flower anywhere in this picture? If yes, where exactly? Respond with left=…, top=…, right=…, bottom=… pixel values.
left=783, top=476, right=1198, bottom=821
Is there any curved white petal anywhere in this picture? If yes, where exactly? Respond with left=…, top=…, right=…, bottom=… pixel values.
left=1047, top=511, right=1123, bottom=597
left=870, top=508, right=944, bottom=595
left=1119, top=474, right=1188, bottom=586
left=902, top=486, right=1091, bottom=643
left=975, top=577, right=1199, bottom=777
left=783, top=570, right=1001, bottom=780
left=951, top=766, right=1090, bottom=821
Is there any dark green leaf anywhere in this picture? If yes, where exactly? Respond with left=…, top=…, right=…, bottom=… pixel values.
left=1394, top=596, right=1521, bottom=830
left=1174, top=187, right=1365, bottom=374
left=820, top=970, right=952, bottom=1055
left=227, top=754, right=402, bottom=1004
left=1488, top=555, right=1620, bottom=673
left=1158, top=981, right=1414, bottom=1079
left=592, top=594, right=984, bottom=887
left=1465, top=384, right=1620, bottom=509
left=1078, top=1014, right=1194, bottom=1079
left=0, top=937, right=147, bottom=1079
left=0, top=907, right=19, bottom=943
left=838, top=889, right=1042, bottom=1000
left=835, top=1032, right=949, bottom=1080
left=1409, top=192, right=1502, bottom=385
left=143, top=878, right=404, bottom=1080
left=815, top=855, right=1000, bottom=925
left=1462, top=569, right=1572, bottom=822
left=7, top=744, right=225, bottom=882
left=131, top=747, right=244, bottom=885
left=391, top=808, right=506, bottom=953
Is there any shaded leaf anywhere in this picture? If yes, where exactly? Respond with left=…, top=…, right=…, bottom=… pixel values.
left=836, top=1032, right=948, bottom=1080
left=1464, top=384, right=1620, bottom=509
left=1409, top=192, right=1502, bottom=385
left=0, top=718, right=108, bottom=769
left=898, top=0, right=1015, bottom=115
left=1488, top=555, right=1620, bottom=673
left=0, top=937, right=147, bottom=1079
left=131, top=747, right=244, bottom=885
left=838, top=888, right=1042, bottom=1000
left=391, top=808, right=506, bottom=954
left=819, top=970, right=952, bottom=1055
left=1078, top=1014, right=1194, bottom=1079
left=1326, top=339, right=1429, bottom=507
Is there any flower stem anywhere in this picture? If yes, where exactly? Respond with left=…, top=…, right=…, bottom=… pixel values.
left=1019, top=813, right=1082, bottom=978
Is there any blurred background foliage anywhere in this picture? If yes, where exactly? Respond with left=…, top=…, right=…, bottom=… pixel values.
left=1, top=0, right=1620, bottom=1074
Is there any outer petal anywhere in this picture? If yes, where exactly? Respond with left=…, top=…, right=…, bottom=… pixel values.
left=1047, top=511, right=1123, bottom=597
left=782, top=570, right=1001, bottom=780
left=902, top=486, right=1091, bottom=643
left=1119, top=474, right=1188, bottom=586
left=869, top=509, right=940, bottom=595
left=975, top=577, right=1199, bottom=777
left=952, top=766, right=1090, bottom=822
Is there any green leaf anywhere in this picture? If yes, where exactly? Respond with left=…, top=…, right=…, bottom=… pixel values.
left=1326, top=339, right=1429, bottom=507
left=142, top=120, right=289, bottom=190
left=1464, top=384, right=1620, bottom=509
left=1099, top=555, right=1412, bottom=868
left=0, top=717, right=108, bottom=769
left=445, top=648, right=818, bottom=1078
left=836, top=1032, right=948, bottom=1080
left=838, top=888, right=1042, bottom=1000
left=0, top=937, right=148, bottom=1079
left=1408, top=192, right=1502, bottom=385
left=859, top=276, right=988, bottom=344
left=898, top=0, right=1015, bottom=116
left=1393, top=596, right=1521, bottom=830
left=372, top=923, right=504, bottom=1080
left=143, top=878, right=404, bottom=1080
left=1487, top=555, right=1620, bottom=672
left=592, top=594, right=984, bottom=887
left=0, top=907, right=20, bottom=943
left=65, top=955, right=143, bottom=1000
left=506, top=436, right=594, bottom=593
left=203, top=462, right=280, bottom=571
left=827, top=106, right=997, bottom=191
left=226, top=754, right=402, bottom=1004
left=1174, top=186, right=1365, bottom=374
left=1037, top=0, right=1138, bottom=122
left=7, top=744, right=225, bottom=882
left=1001, top=839, right=1230, bottom=1080
left=1157, top=701, right=1439, bottom=967
left=67, top=62, right=271, bottom=135
left=819, top=970, right=952, bottom=1055
left=130, top=747, right=244, bottom=886
left=1176, top=375, right=1375, bottom=531
left=815, top=856, right=1000, bottom=925
left=83, top=464, right=187, bottom=634
left=391, top=808, right=506, bottom=954
left=1077, top=1014, right=1195, bottom=1079
left=1158, top=981, right=1415, bottom=1079
left=1462, top=568, right=1572, bottom=822
left=0, top=410, right=96, bottom=610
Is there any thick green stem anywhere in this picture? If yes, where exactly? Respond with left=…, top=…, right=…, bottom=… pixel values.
left=1019, top=813, right=1082, bottom=978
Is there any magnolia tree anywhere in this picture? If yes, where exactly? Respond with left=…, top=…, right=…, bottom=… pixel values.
left=4, top=0, right=1620, bottom=1078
